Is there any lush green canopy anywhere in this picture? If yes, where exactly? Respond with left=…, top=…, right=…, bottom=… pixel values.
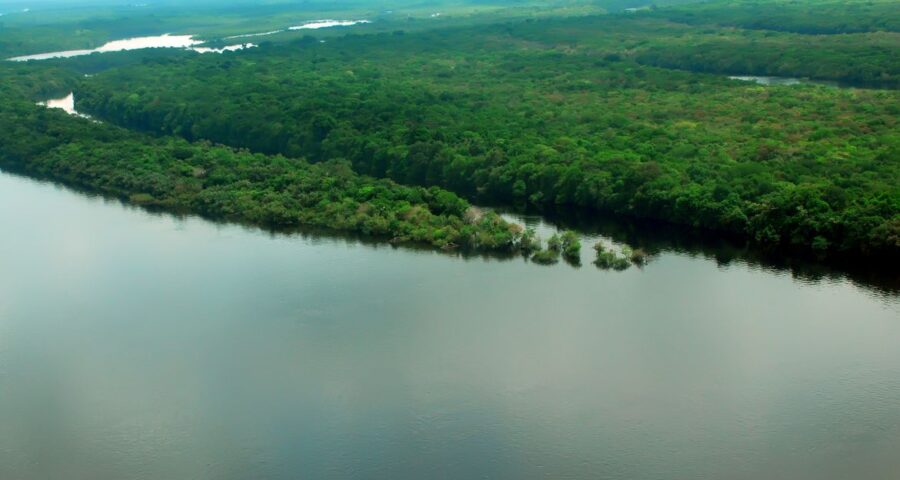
left=69, top=16, right=898, bottom=259
left=2, top=0, right=898, bottom=263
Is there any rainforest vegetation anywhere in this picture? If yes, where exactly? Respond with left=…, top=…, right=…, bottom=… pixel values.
left=0, top=71, right=525, bottom=253
left=0, top=0, right=637, bottom=59
left=652, top=0, right=900, bottom=34
left=1, top=0, right=898, bottom=264
left=71, top=19, right=899, bottom=259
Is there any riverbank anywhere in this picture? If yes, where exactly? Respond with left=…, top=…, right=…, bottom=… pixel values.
left=70, top=29, right=899, bottom=262
left=0, top=96, right=527, bottom=255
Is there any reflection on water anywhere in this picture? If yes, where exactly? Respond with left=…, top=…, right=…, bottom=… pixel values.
left=225, top=30, right=285, bottom=40
left=8, top=34, right=202, bottom=61
left=191, top=43, right=258, bottom=54
left=0, top=171, right=898, bottom=480
left=223, top=19, right=371, bottom=40
left=729, top=75, right=841, bottom=88
left=37, top=92, right=96, bottom=120
left=518, top=205, right=899, bottom=298
left=38, top=92, right=78, bottom=115
left=8, top=34, right=260, bottom=61
left=289, top=19, right=371, bottom=30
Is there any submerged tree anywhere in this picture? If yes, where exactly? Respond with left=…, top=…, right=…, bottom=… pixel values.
left=629, top=247, right=650, bottom=267
left=519, top=227, right=542, bottom=255
left=547, top=233, right=562, bottom=252
left=531, top=246, right=560, bottom=265
left=594, top=242, right=630, bottom=271
left=560, top=230, right=581, bottom=264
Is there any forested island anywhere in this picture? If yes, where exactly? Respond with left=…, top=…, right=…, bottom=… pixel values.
left=1, top=0, right=897, bottom=265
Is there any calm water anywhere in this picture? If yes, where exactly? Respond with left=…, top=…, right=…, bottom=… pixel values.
left=7, top=20, right=370, bottom=61
left=729, top=75, right=841, bottom=88
left=1, top=172, right=898, bottom=480
left=289, top=19, right=371, bottom=30
left=37, top=92, right=93, bottom=119
left=7, top=34, right=202, bottom=61
left=7, top=34, right=254, bottom=62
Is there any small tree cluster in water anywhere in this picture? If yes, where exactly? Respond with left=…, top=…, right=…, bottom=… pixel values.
left=560, top=231, right=582, bottom=263
left=593, top=243, right=650, bottom=271
left=517, top=228, right=653, bottom=271
left=526, top=230, right=581, bottom=266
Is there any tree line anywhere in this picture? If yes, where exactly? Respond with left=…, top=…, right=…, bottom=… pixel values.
left=71, top=22, right=898, bottom=260
left=0, top=73, right=528, bottom=255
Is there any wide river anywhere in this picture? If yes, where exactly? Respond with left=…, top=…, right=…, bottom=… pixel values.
left=1, top=171, right=898, bottom=480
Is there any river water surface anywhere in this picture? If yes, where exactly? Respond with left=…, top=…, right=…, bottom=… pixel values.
left=7, top=34, right=256, bottom=61
left=1, top=172, right=898, bottom=480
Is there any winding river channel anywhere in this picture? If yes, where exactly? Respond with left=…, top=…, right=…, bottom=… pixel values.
left=1, top=170, right=898, bottom=479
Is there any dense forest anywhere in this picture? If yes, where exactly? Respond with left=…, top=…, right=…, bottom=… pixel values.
left=0, top=70, right=525, bottom=253
left=501, top=15, right=899, bottom=87
left=69, top=15, right=899, bottom=260
left=0, top=0, right=625, bottom=59
left=1, top=0, right=898, bottom=264
left=652, top=0, right=900, bottom=34
left=633, top=31, right=898, bottom=88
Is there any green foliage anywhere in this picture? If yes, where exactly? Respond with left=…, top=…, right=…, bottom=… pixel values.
left=547, top=233, right=563, bottom=252
left=560, top=230, right=582, bottom=262
left=519, top=227, right=542, bottom=254
left=70, top=18, right=899, bottom=260
left=531, top=246, right=561, bottom=265
left=652, top=0, right=900, bottom=35
left=634, top=32, right=899, bottom=88
left=3, top=1, right=899, bottom=263
left=0, top=88, right=522, bottom=254
left=593, top=243, right=631, bottom=270
left=629, top=248, right=650, bottom=266
left=0, top=0, right=607, bottom=58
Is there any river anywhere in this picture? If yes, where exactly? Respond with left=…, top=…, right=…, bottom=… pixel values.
left=6, top=20, right=369, bottom=62
left=0, top=171, right=898, bottom=479
left=7, top=34, right=255, bottom=61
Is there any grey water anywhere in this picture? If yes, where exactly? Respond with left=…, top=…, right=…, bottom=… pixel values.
left=1, top=171, right=898, bottom=480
